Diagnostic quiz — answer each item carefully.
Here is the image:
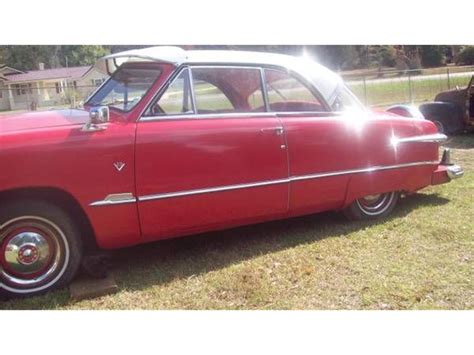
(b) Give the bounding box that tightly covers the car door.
[135,66,289,240]
[264,68,415,215]
[262,68,365,215]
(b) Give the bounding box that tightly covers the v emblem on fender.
[113,162,126,172]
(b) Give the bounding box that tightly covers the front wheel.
[344,192,399,221]
[0,200,82,298]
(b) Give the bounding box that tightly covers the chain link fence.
[343,65,474,108]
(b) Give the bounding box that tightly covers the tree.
[372,46,396,68]
[419,45,446,68]
[0,47,6,65]
[305,46,363,71]
[60,46,110,67]
[0,46,53,71]
[0,45,110,70]
[457,46,474,65]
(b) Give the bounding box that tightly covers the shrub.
[420,46,445,68]
[457,46,474,65]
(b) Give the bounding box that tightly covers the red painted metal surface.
[0,61,452,250]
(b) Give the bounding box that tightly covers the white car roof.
[96,46,343,101]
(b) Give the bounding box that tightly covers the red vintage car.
[0,47,464,297]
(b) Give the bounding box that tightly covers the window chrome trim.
[260,67,270,112]
[140,111,278,122]
[139,63,332,122]
[141,66,195,118]
[139,111,338,122]
[137,160,439,203]
[188,67,197,114]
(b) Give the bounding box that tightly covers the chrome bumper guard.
[441,148,464,180]
[447,165,464,180]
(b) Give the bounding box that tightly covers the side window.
[191,67,265,114]
[192,78,233,113]
[264,69,325,112]
[151,68,193,116]
[329,85,365,112]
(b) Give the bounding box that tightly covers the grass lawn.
[1,135,473,310]
[348,75,472,107]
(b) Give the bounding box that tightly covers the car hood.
[435,87,467,103]
[0,109,89,134]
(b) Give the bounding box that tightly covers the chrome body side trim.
[90,193,137,207]
[393,133,448,144]
[90,161,440,206]
[289,160,438,182]
[137,160,439,203]
[138,178,289,202]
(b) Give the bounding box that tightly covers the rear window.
[263,69,325,112]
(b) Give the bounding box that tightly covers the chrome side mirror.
[82,106,109,132]
[90,106,109,124]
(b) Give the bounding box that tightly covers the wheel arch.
[0,186,98,252]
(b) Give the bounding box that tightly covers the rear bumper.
[431,149,464,185]
[446,164,464,179]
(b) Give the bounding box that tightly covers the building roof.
[97,46,343,102]
[4,66,92,83]
[0,65,24,76]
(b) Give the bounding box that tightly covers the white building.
[0,64,108,111]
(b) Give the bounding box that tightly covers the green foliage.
[0,47,6,65]
[0,46,51,71]
[365,45,396,69]
[307,45,364,70]
[0,45,110,70]
[60,45,110,67]
[420,45,446,68]
[376,46,397,67]
[457,46,474,65]
[0,45,460,73]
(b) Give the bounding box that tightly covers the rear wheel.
[344,192,399,221]
[0,200,82,298]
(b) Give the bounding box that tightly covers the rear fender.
[386,105,425,119]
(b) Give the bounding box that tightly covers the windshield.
[328,84,366,113]
[87,65,162,112]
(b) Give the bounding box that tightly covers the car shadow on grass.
[0,192,450,309]
[92,192,450,300]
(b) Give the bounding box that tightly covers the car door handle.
[261,127,284,135]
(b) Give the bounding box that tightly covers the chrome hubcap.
[4,232,51,274]
[356,192,395,216]
[0,216,69,293]
[362,194,381,203]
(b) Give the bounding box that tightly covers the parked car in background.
[389,76,474,134]
[0,47,464,298]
